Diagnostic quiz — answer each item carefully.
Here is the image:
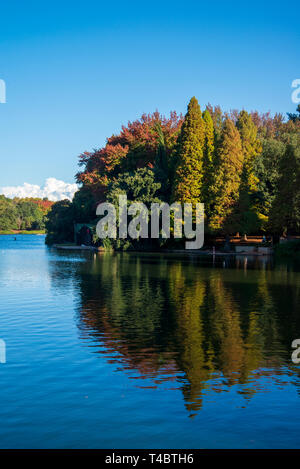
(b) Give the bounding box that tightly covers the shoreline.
[52,244,273,256]
[0,231,45,235]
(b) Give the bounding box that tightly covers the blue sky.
[0,0,299,193]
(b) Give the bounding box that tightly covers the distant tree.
[0,196,51,231]
[205,103,223,144]
[27,198,54,214]
[0,195,18,230]
[15,200,45,230]
[287,104,300,123]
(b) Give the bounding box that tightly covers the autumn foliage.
[47,98,300,244]
[76,111,183,202]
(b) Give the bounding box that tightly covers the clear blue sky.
[0,0,299,188]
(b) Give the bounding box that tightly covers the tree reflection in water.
[49,251,300,417]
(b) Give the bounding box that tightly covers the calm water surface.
[0,235,300,448]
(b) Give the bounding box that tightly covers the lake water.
[0,234,300,448]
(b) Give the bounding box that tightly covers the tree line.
[0,196,53,232]
[46,99,300,246]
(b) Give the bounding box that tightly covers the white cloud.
[0,177,78,202]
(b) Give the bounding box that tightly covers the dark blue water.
[0,234,300,448]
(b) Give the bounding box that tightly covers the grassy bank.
[0,230,45,235]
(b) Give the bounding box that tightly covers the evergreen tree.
[154,122,169,200]
[202,109,215,215]
[209,119,244,232]
[205,104,223,144]
[236,110,262,193]
[287,104,300,123]
[233,110,262,233]
[172,97,205,206]
[254,138,285,222]
[269,142,300,234]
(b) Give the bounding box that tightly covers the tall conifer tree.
[236,110,262,192]
[172,97,205,205]
[235,110,262,232]
[209,118,244,232]
[202,109,215,215]
[269,142,300,234]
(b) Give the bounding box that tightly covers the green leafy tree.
[0,197,46,231]
[107,167,161,206]
[45,200,74,245]
[73,188,96,223]
[0,195,18,230]
[105,168,163,250]
[16,200,45,230]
